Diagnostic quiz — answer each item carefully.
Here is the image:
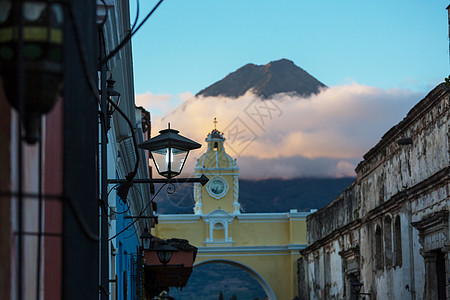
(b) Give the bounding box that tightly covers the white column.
[224,222,229,242]
[209,222,214,242]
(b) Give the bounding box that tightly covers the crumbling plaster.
[300,84,449,299]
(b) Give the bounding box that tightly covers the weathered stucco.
[300,83,450,300]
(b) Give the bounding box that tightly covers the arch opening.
[192,259,276,300]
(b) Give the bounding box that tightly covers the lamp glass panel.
[51,4,63,24]
[0,1,12,23]
[170,148,188,174]
[151,148,170,174]
[157,251,173,265]
[353,282,362,293]
[142,238,150,250]
[23,2,46,21]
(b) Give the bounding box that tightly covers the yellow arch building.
[153,128,310,300]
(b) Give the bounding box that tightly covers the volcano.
[196,58,326,98]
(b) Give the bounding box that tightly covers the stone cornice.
[303,166,449,254]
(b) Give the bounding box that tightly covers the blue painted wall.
[116,195,141,300]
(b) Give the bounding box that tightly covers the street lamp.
[140,226,152,250]
[138,124,201,179]
[351,279,371,299]
[105,74,120,131]
[351,280,363,294]
[154,242,177,265]
[0,0,64,143]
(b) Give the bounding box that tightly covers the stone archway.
[194,259,277,300]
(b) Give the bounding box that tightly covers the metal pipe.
[107,175,209,185]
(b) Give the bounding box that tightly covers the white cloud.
[135,91,193,119]
[137,83,424,179]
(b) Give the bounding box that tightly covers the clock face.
[207,176,228,199]
[210,179,225,195]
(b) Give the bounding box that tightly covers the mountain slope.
[154,177,354,214]
[196,59,326,98]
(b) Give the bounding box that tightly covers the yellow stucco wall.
[200,174,237,214]
[153,213,308,299]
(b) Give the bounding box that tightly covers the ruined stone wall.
[306,186,356,245]
[300,83,450,300]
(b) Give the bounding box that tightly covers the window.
[314,255,320,289]
[394,216,402,267]
[384,216,393,267]
[375,225,383,270]
[324,250,331,295]
[213,222,225,240]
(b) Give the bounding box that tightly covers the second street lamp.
[140,226,152,250]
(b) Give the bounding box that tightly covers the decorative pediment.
[339,246,360,275]
[203,209,235,223]
[412,210,448,252]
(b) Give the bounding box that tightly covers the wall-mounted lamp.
[154,242,178,265]
[351,279,371,299]
[140,226,152,250]
[138,124,201,179]
[110,125,207,202]
[105,74,120,131]
[0,0,64,143]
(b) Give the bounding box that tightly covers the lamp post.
[138,124,201,179]
[0,0,64,143]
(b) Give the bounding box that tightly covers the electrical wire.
[131,0,140,33]
[66,195,99,241]
[108,182,170,241]
[69,0,142,187]
[98,0,164,68]
[106,98,140,184]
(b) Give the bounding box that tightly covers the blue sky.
[131,0,449,179]
[131,0,449,95]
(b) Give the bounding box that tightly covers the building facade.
[299,83,449,299]
[154,128,311,300]
[0,1,152,299]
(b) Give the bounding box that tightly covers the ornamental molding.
[237,212,310,222]
[202,209,235,223]
[197,244,307,254]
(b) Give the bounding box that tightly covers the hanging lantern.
[0,0,64,143]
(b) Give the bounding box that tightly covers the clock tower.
[193,125,240,215]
